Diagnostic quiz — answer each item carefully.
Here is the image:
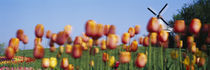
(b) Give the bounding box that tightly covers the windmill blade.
[160,17,169,26]
[147,7,157,16]
[158,3,168,15]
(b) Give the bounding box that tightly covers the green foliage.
[0,43,5,55]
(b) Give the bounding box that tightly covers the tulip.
[64,25,72,35]
[5,46,15,59]
[94,47,99,54]
[130,40,138,52]
[67,36,73,44]
[135,53,147,68]
[128,27,135,38]
[74,36,82,45]
[100,39,106,50]
[107,34,118,49]
[66,64,74,70]
[102,53,109,62]
[58,46,64,54]
[16,29,24,41]
[81,33,89,43]
[187,36,194,45]
[49,57,57,69]
[135,25,140,34]
[22,34,28,44]
[115,35,120,43]
[190,18,202,34]
[186,65,195,70]
[147,17,159,32]
[46,30,52,39]
[57,52,62,58]
[34,37,42,47]
[114,61,120,69]
[108,25,116,34]
[95,24,104,39]
[202,24,208,32]
[49,40,54,47]
[61,58,69,69]
[33,44,44,59]
[51,33,57,42]
[158,24,163,33]
[174,35,180,42]
[65,44,72,54]
[95,39,100,46]
[90,60,94,67]
[35,24,44,38]
[143,37,149,47]
[104,25,110,36]
[158,30,169,42]
[72,44,83,58]
[198,57,205,67]
[177,40,183,48]
[174,20,185,33]
[85,20,97,37]
[119,51,131,63]
[183,56,190,66]
[42,58,50,68]
[170,50,178,59]
[87,38,93,48]
[109,56,115,67]
[150,32,157,45]
[191,42,196,53]
[9,38,20,53]
[56,31,68,45]
[138,37,143,44]
[50,45,56,52]
[121,32,130,44]
[81,42,88,51]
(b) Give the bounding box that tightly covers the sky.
[0,0,192,49]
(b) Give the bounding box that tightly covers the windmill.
[147,3,173,32]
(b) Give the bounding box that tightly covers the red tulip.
[190,18,202,34]
[119,51,131,63]
[46,30,52,39]
[158,30,169,42]
[5,46,15,59]
[16,29,24,41]
[147,17,159,32]
[65,44,72,54]
[64,25,72,36]
[174,20,185,33]
[106,34,118,49]
[72,44,83,58]
[135,53,147,68]
[150,32,157,45]
[56,31,68,45]
[9,38,20,53]
[74,36,83,45]
[35,24,44,38]
[108,25,116,34]
[138,37,143,44]
[130,40,138,52]
[51,33,57,42]
[23,34,28,44]
[104,25,110,36]
[121,33,130,44]
[95,24,104,39]
[61,58,69,69]
[85,20,97,37]
[135,25,140,34]
[102,53,109,62]
[143,37,149,47]
[33,44,45,59]
[128,27,135,38]
[42,58,50,68]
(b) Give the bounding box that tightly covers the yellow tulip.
[59,46,64,54]
[170,50,178,59]
[90,60,94,67]
[50,57,57,69]
[183,56,190,66]
[109,56,115,67]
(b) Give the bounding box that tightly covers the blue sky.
[0,0,192,49]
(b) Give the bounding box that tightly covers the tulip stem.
[179,48,182,70]
[161,46,163,70]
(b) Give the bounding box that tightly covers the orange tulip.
[66,64,74,70]
[186,65,195,70]
[81,42,88,51]
[119,51,131,63]
[190,42,196,53]
[23,34,28,44]
[121,32,130,44]
[198,57,205,67]
[187,36,194,45]
[158,30,169,42]
[150,32,157,45]
[108,25,116,34]
[74,36,82,45]
[72,44,83,58]
[135,53,147,68]
[138,37,143,44]
[87,38,93,48]
[190,18,202,34]
[56,31,68,45]
[61,58,69,69]
[33,44,45,59]
[42,58,50,68]
[51,33,57,42]
[130,40,138,52]
[104,25,110,36]
[102,53,109,62]
[65,44,72,54]
[85,20,97,37]
[16,29,24,41]
[9,38,20,53]
[135,25,140,34]
[64,25,72,35]
[174,20,185,33]
[50,45,56,52]
[5,46,15,59]
[128,27,135,38]
[35,24,44,38]
[147,17,159,32]
[143,37,149,47]
[95,24,104,39]
[106,34,118,49]
[100,39,106,50]
[34,37,42,47]
[81,33,89,43]
[46,30,52,39]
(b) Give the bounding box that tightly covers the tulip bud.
[56,31,68,45]
[16,29,24,41]
[158,30,169,42]
[61,58,69,69]
[33,44,44,59]
[65,44,73,54]
[59,46,64,54]
[95,24,104,39]
[147,17,159,32]
[35,24,44,38]
[100,39,106,50]
[9,38,20,53]
[121,33,130,44]
[72,44,83,58]
[190,18,202,34]
[108,25,116,34]
[135,53,147,68]
[51,33,57,42]
[23,34,28,44]
[85,20,97,37]
[90,60,94,67]
[102,53,109,62]
[74,36,82,45]
[150,32,157,45]
[119,51,131,63]
[104,25,110,36]
[81,42,88,51]
[94,47,99,54]
[130,40,138,52]
[64,25,72,36]
[143,37,149,47]
[128,27,135,38]
[138,37,143,44]
[135,25,140,34]
[174,20,185,33]
[5,46,15,59]
[107,34,118,49]
[42,58,50,68]
[66,64,74,70]
[109,56,115,67]
[82,33,89,43]
[46,30,52,39]
[50,57,57,69]
[50,45,56,52]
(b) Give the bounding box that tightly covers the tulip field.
[0,18,210,70]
